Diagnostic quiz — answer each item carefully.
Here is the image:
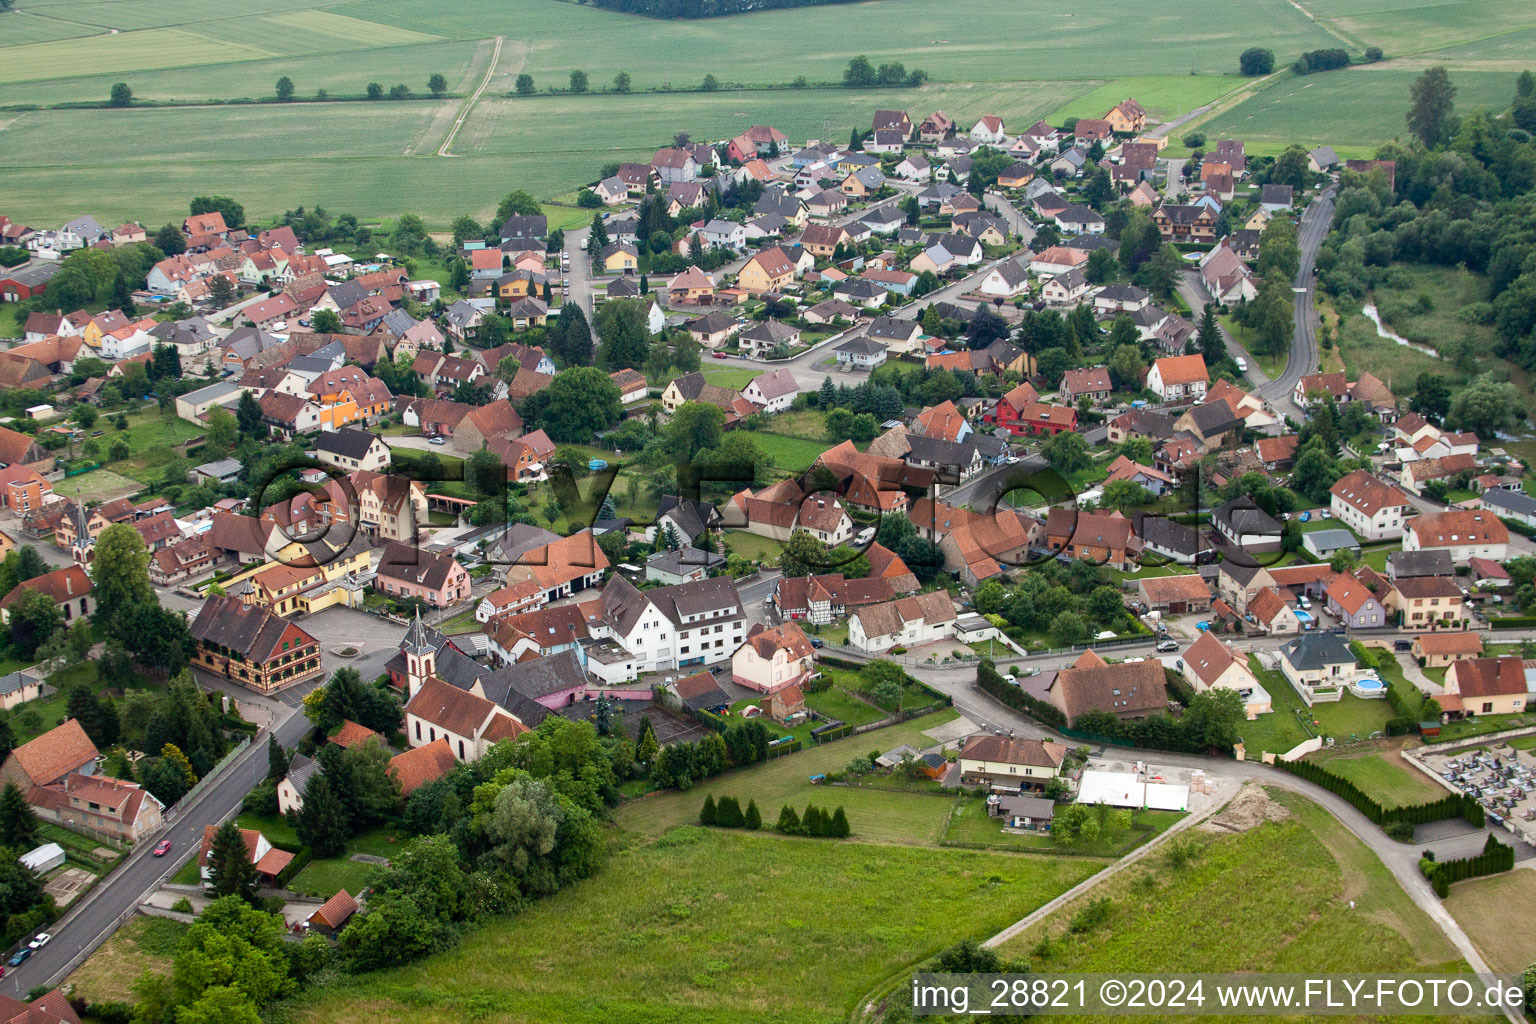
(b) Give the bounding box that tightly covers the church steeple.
[402,608,436,699]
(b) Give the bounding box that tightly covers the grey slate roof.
[313,426,381,461]
[1281,632,1356,672]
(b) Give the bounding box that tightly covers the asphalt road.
[23,699,312,993]
[1259,184,1336,422]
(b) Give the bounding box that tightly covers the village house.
[1414,632,1482,668]
[375,543,472,608]
[197,824,293,887]
[958,735,1067,791]
[0,564,92,626]
[1382,574,1468,630]
[188,596,323,693]
[1324,573,1389,629]
[1182,631,1269,717]
[1276,632,1357,697]
[1442,657,1530,717]
[1403,510,1509,562]
[731,621,816,694]
[1329,470,1411,541]
[1145,354,1208,402]
[1048,650,1168,726]
[848,591,957,654]
[1059,366,1113,406]
[313,427,391,474]
[1043,508,1138,571]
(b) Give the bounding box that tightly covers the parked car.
[152,839,173,857]
[27,934,49,950]
[711,351,728,359]
[808,637,824,649]
[429,436,447,446]
[1394,639,1413,652]
[1156,638,1179,653]
[8,949,29,967]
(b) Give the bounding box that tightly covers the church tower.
[402,609,437,699]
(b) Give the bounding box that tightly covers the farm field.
[1198,68,1524,154]
[0,0,1374,228]
[996,788,1466,984]
[293,824,1101,1024]
[1,0,1534,225]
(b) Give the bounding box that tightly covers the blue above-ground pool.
[1355,677,1385,691]
[1295,610,1315,629]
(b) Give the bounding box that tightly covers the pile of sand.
[1202,784,1290,833]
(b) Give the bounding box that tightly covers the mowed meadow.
[0,0,1534,226]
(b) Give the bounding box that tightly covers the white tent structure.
[19,843,65,875]
[1076,770,1189,811]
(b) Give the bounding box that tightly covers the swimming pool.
[1355,677,1384,691]
[1349,676,1388,699]
[1295,610,1315,629]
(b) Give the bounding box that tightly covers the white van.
[1235,356,1248,372]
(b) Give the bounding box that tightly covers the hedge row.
[700,795,761,829]
[976,659,1068,730]
[1489,616,1536,630]
[1422,834,1514,897]
[1274,757,1482,826]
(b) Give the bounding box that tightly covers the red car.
[152,840,173,857]
[711,351,728,359]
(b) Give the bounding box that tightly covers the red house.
[988,382,1078,436]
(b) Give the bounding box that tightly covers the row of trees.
[647,717,776,790]
[1275,757,1483,827]
[1421,834,1515,897]
[699,794,761,828]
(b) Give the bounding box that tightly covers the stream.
[1360,303,1438,356]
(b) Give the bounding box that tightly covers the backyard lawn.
[943,797,1182,857]
[723,530,784,564]
[617,709,958,841]
[1308,749,1447,807]
[751,432,833,474]
[804,684,888,729]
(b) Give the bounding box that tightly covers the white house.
[977,260,1030,298]
[742,368,799,414]
[731,621,816,694]
[1328,470,1411,541]
[1403,511,1510,563]
[1145,355,1208,403]
[595,576,746,674]
[1181,632,1270,719]
[970,115,1006,145]
[848,592,957,654]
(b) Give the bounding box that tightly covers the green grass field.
[1199,67,1524,152]
[293,824,1101,1024]
[1310,749,1448,806]
[750,431,832,473]
[996,788,1464,976]
[1333,265,1506,390]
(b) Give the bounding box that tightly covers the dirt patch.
[1202,783,1291,833]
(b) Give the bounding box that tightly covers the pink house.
[375,543,471,608]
